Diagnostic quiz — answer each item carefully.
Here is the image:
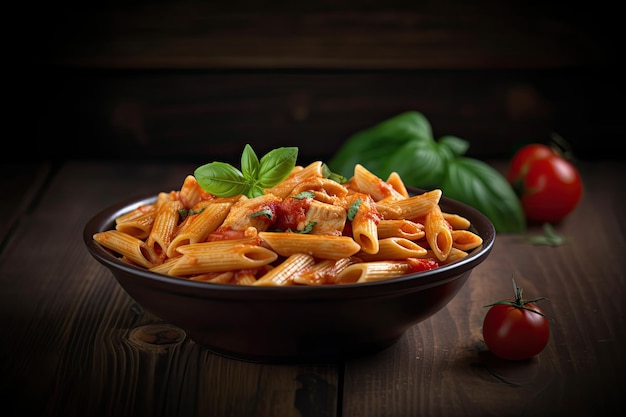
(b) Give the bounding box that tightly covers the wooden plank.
[0,161,339,417]
[0,163,53,245]
[1,158,623,416]
[34,2,612,70]
[25,69,624,164]
[340,160,625,417]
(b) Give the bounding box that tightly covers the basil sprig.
[194,145,298,198]
[328,111,526,233]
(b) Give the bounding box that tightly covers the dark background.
[13,0,623,165]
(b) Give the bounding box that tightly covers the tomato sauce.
[274,197,310,231]
[407,257,439,272]
[208,228,255,242]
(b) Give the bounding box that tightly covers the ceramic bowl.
[84,187,495,363]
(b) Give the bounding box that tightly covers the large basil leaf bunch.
[328,111,525,233]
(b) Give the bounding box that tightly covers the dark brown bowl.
[84,187,495,363]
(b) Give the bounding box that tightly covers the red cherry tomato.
[482,282,550,360]
[508,143,583,223]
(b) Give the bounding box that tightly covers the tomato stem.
[549,132,576,162]
[483,276,551,320]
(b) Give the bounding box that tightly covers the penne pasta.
[169,242,278,276]
[93,230,154,269]
[166,201,233,258]
[335,261,414,284]
[352,164,405,201]
[378,189,442,220]
[424,205,453,262]
[146,199,184,264]
[179,175,213,209]
[189,271,234,283]
[426,247,469,265]
[253,253,316,286]
[443,212,471,230]
[377,219,425,240]
[385,172,410,198]
[292,257,355,286]
[115,205,157,240]
[451,230,483,251]
[289,177,348,205]
[348,193,381,255]
[149,255,182,275]
[259,232,361,260]
[356,237,427,262]
[94,154,484,286]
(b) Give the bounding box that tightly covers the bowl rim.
[84,187,495,300]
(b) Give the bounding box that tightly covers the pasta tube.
[348,193,381,255]
[115,205,157,240]
[424,205,453,262]
[356,237,427,262]
[377,219,425,240]
[451,230,483,251]
[379,189,442,220]
[93,153,484,286]
[146,199,184,264]
[335,261,414,284]
[166,202,232,258]
[353,164,405,201]
[292,257,355,286]
[93,230,154,269]
[253,253,315,286]
[169,242,278,276]
[259,232,361,260]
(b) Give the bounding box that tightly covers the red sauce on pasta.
[407,257,439,272]
[377,181,396,197]
[363,206,382,225]
[274,197,310,231]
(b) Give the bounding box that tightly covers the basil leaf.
[526,223,566,246]
[257,147,298,188]
[241,144,260,180]
[247,184,266,198]
[293,191,315,200]
[299,222,316,234]
[322,163,348,184]
[440,157,526,233]
[347,199,362,221]
[378,140,447,189]
[438,135,470,156]
[328,111,433,178]
[329,111,528,233]
[194,162,249,197]
[249,209,274,220]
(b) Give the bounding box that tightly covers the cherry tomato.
[508,143,583,223]
[482,281,550,360]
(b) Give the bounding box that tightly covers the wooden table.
[1,158,623,417]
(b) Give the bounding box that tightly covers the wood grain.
[0,159,623,417]
[34,2,613,70]
[24,69,623,164]
[341,160,625,417]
